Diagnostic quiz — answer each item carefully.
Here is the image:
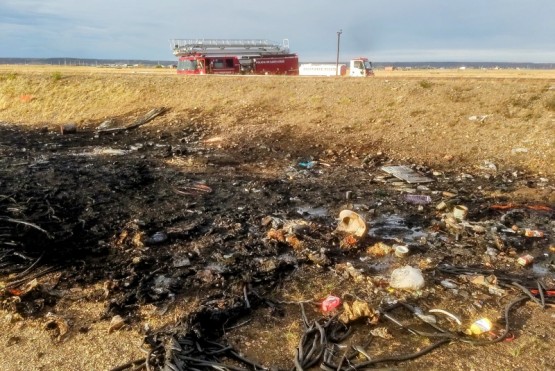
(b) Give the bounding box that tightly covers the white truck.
[299,57,374,77]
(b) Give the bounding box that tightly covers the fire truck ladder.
[170,39,291,57]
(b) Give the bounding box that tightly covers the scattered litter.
[96,107,167,134]
[146,231,168,245]
[516,228,545,238]
[321,295,341,312]
[74,147,132,156]
[517,254,534,266]
[298,161,317,169]
[296,206,327,218]
[172,256,191,268]
[414,307,437,324]
[390,265,425,290]
[284,219,311,235]
[394,244,409,258]
[468,115,489,122]
[440,279,458,289]
[336,210,367,237]
[339,300,379,324]
[511,147,529,154]
[381,165,434,184]
[368,214,428,244]
[173,182,212,196]
[404,194,432,205]
[466,318,492,335]
[367,242,393,257]
[453,205,469,221]
[428,308,462,325]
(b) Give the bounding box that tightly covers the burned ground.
[1,69,555,370]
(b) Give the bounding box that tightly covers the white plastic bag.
[390,265,425,290]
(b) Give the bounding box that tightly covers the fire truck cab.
[349,57,374,77]
[177,56,239,75]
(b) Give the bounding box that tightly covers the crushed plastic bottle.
[321,295,341,312]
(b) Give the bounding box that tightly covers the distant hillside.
[0,57,175,67]
[370,61,555,70]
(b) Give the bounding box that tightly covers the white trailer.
[299,58,374,77]
[299,63,347,76]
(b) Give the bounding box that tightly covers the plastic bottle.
[466,318,492,335]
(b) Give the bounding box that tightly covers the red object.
[522,229,544,238]
[529,289,555,297]
[177,54,299,75]
[490,203,553,212]
[490,203,517,210]
[322,295,341,312]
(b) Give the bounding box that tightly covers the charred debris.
[1,113,554,370]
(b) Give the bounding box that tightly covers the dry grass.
[1,65,555,176]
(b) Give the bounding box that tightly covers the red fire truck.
[171,39,299,75]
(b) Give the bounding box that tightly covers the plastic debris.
[339,300,379,324]
[468,115,489,122]
[519,229,545,238]
[404,194,432,205]
[381,165,433,184]
[367,242,393,257]
[390,265,425,290]
[394,244,409,258]
[298,161,317,169]
[453,205,468,221]
[336,210,367,237]
[146,231,168,245]
[517,254,534,266]
[414,307,437,324]
[428,309,462,325]
[321,295,341,312]
[440,279,458,289]
[466,318,492,335]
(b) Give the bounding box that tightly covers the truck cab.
[177,55,239,75]
[349,57,374,77]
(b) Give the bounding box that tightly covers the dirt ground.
[1,66,555,371]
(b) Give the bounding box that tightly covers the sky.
[1,0,554,63]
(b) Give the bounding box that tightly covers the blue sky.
[1,0,554,63]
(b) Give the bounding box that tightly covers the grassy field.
[1,64,554,175]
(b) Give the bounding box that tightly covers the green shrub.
[51,71,63,81]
